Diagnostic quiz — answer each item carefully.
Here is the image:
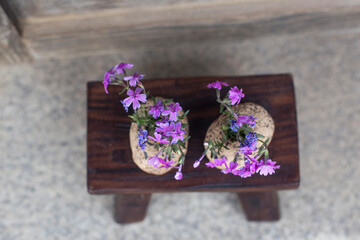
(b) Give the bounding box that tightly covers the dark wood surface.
[238,191,280,221]
[87,75,299,194]
[114,193,151,224]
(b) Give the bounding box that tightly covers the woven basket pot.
[129,97,189,175]
[204,102,275,170]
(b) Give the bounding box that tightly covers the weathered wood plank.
[5,0,360,38]
[26,10,360,59]
[0,4,31,64]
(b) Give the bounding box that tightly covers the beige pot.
[129,97,189,175]
[204,102,274,170]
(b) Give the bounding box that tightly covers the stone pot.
[129,97,189,175]
[204,102,274,170]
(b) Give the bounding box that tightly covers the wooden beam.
[0,4,31,64]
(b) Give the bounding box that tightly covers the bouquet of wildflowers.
[193,81,279,177]
[103,63,190,180]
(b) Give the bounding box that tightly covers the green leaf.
[220,104,225,113]
[183,136,191,142]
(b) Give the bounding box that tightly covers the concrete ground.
[0,31,359,240]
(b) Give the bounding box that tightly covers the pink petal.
[123,97,133,107]
[126,88,134,96]
[134,87,142,95]
[137,93,147,103]
[132,99,140,110]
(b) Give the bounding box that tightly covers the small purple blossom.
[230,119,239,132]
[137,129,148,151]
[236,115,249,127]
[170,122,186,144]
[148,155,160,168]
[123,72,144,87]
[193,153,206,168]
[238,146,253,155]
[155,122,174,137]
[162,102,182,122]
[221,161,239,174]
[247,115,257,128]
[205,157,227,168]
[207,81,229,90]
[149,100,164,118]
[229,86,245,105]
[193,161,200,168]
[148,132,170,145]
[103,68,114,94]
[256,159,280,176]
[120,100,128,113]
[123,87,147,110]
[237,161,257,178]
[114,63,133,75]
[158,158,174,169]
[174,165,183,180]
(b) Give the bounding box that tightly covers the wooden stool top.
[87,75,299,194]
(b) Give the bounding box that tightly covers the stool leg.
[114,193,151,224]
[237,191,280,221]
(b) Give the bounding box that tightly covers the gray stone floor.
[0,31,359,240]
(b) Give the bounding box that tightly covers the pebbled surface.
[0,31,359,239]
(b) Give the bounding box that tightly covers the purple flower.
[221,161,239,174]
[120,100,128,113]
[193,153,206,168]
[236,115,249,127]
[123,87,147,110]
[247,115,257,128]
[237,161,256,178]
[103,68,114,94]
[174,171,183,180]
[193,161,200,168]
[229,86,245,105]
[238,146,253,155]
[174,165,183,180]
[170,122,185,144]
[230,119,239,132]
[207,81,229,90]
[205,157,227,168]
[114,63,134,75]
[155,122,174,137]
[137,129,148,151]
[205,162,216,168]
[158,158,174,169]
[123,72,144,87]
[148,132,170,145]
[148,155,160,168]
[256,159,280,176]
[162,102,182,122]
[149,100,164,118]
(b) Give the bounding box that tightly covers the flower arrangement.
[193,81,280,177]
[103,63,190,180]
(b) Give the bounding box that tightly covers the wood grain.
[238,191,280,221]
[87,75,300,194]
[0,4,31,64]
[114,193,151,224]
[2,0,360,60]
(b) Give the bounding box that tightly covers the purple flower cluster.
[146,100,187,180]
[196,80,280,178]
[205,157,279,178]
[229,86,245,106]
[103,63,147,111]
[137,129,148,151]
[104,62,190,181]
[235,115,257,128]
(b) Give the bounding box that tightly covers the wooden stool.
[87,75,300,224]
